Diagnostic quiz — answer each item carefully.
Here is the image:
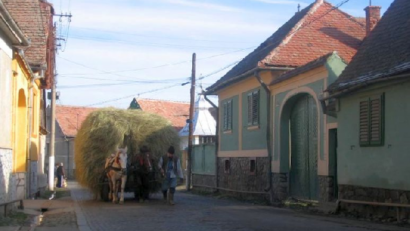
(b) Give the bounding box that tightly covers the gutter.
[207,66,294,95]
[254,70,273,203]
[202,93,219,193]
[0,1,30,46]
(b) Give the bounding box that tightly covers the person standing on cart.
[158,146,184,205]
[133,145,154,202]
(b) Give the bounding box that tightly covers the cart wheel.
[101,183,110,202]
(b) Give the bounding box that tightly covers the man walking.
[158,146,183,205]
[56,162,65,188]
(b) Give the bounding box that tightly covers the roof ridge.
[134,97,190,104]
[56,104,100,109]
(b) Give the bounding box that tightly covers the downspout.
[254,71,273,202]
[203,93,219,193]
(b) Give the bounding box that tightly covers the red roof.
[208,0,366,93]
[131,98,190,131]
[56,105,98,137]
[4,0,52,67]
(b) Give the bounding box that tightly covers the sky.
[50,0,394,108]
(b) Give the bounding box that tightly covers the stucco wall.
[0,46,13,148]
[338,80,410,191]
[0,149,16,207]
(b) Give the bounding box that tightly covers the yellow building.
[11,51,42,198]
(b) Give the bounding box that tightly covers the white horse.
[105,147,128,204]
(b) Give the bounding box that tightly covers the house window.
[359,93,384,146]
[247,90,260,126]
[224,159,230,174]
[249,158,256,175]
[223,99,233,131]
[200,136,216,144]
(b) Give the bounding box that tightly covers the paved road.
[69,182,407,231]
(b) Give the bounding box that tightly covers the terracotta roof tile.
[56,105,98,137]
[328,0,410,94]
[207,0,365,93]
[4,0,50,66]
[271,52,344,85]
[131,98,190,131]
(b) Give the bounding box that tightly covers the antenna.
[369,0,372,6]
[298,3,301,12]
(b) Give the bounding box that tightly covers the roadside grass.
[0,211,30,226]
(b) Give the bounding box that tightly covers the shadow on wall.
[320,27,362,50]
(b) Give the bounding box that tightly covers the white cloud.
[162,0,243,12]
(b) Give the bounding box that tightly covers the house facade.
[206,0,367,202]
[0,1,30,210]
[326,0,410,218]
[5,0,56,196]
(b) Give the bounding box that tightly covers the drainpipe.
[27,64,45,198]
[254,71,273,202]
[203,93,219,193]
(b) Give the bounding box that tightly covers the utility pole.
[48,81,56,191]
[186,53,196,191]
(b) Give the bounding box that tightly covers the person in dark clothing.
[158,146,184,205]
[133,146,155,202]
[56,163,65,188]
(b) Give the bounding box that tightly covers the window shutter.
[228,100,233,130]
[252,90,259,125]
[359,93,384,147]
[223,102,228,130]
[247,94,252,125]
[359,100,370,145]
[369,94,384,145]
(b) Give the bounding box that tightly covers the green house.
[325,0,410,218]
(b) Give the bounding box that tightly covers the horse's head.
[115,147,128,169]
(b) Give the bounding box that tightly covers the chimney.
[364,5,381,35]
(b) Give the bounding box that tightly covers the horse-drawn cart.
[74,108,180,203]
[99,154,162,202]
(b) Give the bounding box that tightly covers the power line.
[74,27,256,44]
[85,83,182,107]
[57,46,255,77]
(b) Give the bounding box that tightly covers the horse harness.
[106,157,127,175]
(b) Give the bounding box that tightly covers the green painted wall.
[220,95,239,151]
[325,54,347,87]
[337,80,410,191]
[241,87,267,150]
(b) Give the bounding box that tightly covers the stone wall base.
[339,184,410,220]
[272,173,288,202]
[319,175,335,202]
[192,174,215,193]
[217,157,269,202]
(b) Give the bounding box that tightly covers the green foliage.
[74,108,180,195]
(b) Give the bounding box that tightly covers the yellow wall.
[11,55,41,172]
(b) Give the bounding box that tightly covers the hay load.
[74,108,180,195]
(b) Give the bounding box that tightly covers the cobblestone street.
[67,182,408,231]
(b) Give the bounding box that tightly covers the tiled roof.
[327,0,410,94]
[207,0,365,93]
[4,0,49,66]
[271,52,344,85]
[130,98,190,131]
[56,105,98,137]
